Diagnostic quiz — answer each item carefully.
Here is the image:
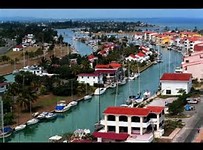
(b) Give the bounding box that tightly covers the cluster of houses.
[13,34,36,51]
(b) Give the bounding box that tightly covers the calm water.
[56,29,93,56]
[3,45,182,143]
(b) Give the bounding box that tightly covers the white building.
[93,106,165,143]
[77,73,103,86]
[160,73,192,95]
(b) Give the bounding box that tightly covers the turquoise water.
[3,45,182,143]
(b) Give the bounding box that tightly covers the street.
[172,95,203,142]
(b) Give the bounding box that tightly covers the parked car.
[186,98,198,104]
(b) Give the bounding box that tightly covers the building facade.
[160,73,192,95]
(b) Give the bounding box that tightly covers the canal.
[4,29,182,142]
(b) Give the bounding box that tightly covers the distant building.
[160,73,192,95]
[182,51,203,82]
[13,45,23,51]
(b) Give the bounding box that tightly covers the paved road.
[172,95,203,142]
[0,39,16,54]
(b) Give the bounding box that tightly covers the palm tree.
[16,87,37,111]
[76,83,86,96]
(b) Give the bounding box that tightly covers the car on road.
[186,98,199,104]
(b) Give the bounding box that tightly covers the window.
[166,90,171,94]
[119,116,128,122]
[93,77,95,79]
[107,115,115,121]
[185,60,189,63]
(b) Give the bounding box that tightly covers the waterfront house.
[95,62,123,83]
[93,106,165,143]
[77,73,103,86]
[160,73,192,95]
[182,51,203,82]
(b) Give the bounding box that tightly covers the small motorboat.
[84,95,92,100]
[68,101,78,107]
[94,88,107,95]
[36,112,49,120]
[0,126,13,139]
[14,124,26,132]
[26,118,39,126]
[45,112,57,120]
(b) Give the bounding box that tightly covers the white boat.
[14,124,26,131]
[55,101,70,113]
[45,112,57,120]
[175,66,183,73]
[120,104,129,107]
[128,73,140,80]
[48,135,63,143]
[68,101,78,107]
[94,88,107,95]
[134,97,144,103]
[84,95,92,100]
[26,118,39,126]
[109,82,117,88]
[143,90,151,100]
[36,111,49,120]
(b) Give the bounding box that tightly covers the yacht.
[55,101,71,113]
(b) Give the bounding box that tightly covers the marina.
[2,42,182,142]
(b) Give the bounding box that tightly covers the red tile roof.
[95,63,121,69]
[146,106,164,114]
[15,45,23,48]
[92,132,129,140]
[109,62,121,68]
[129,54,138,58]
[137,52,145,57]
[103,106,150,116]
[88,54,95,60]
[160,73,192,81]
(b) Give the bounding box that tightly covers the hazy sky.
[0,9,203,19]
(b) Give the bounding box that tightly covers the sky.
[0,9,203,19]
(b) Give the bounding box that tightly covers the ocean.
[78,17,203,31]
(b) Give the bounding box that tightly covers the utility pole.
[0,96,5,143]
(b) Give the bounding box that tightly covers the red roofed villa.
[93,106,165,143]
[160,73,192,95]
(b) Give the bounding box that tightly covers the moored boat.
[55,101,70,113]
[26,118,39,126]
[94,87,107,95]
[14,124,26,132]
[45,112,57,120]
[84,95,92,100]
[0,127,13,139]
